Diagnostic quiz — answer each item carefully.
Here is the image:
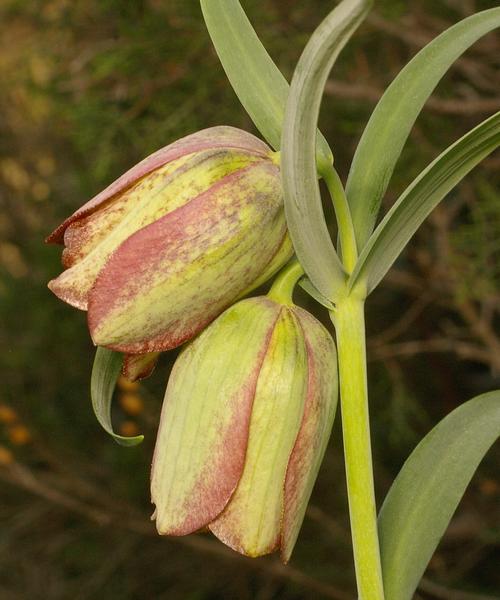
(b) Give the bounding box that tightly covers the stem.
[331,297,385,600]
[321,165,358,274]
[268,258,304,305]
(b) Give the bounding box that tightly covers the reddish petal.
[280,307,338,563]
[151,298,279,535]
[209,307,308,558]
[87,161,284,353]
[122,352,160,381]
[48,149,264,310]
[47,126,271,244]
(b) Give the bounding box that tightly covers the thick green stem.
[268,258,304,305]
[331,297,384,600]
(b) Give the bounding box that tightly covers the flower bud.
[47,127,291,354]
[151,295,338,561]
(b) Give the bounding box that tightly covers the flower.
[47,126,292,355]
[151,295,338,561]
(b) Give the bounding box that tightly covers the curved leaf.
[200,0,332,165]
[299,277,335,311]
[90,347,144,446]
[349,111,500,295]
[346,8,500,250]
[281,0,372,303]
[378,390,500,600]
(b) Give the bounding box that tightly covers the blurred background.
[1,0,499,598]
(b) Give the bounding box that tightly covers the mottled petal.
[49,149,259,310]
[122,352,160,382]
[88,161,285,353]
[239,232,293,297]
[280,307,338,563]
[151,298,280,535]
[209,307,308,557]
[47,126,271,244]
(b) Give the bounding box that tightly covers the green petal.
[210,307,308,557]
[151,298,280,535]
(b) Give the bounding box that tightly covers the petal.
[49,148,261,309]
[122,352,160,382]
[60,181,144,269]
[280,307,338,563]
[47,126,271,244]
[88,161,285,353]
[209,307,308,557]
[151,297,280,535]
[239,232,293,298]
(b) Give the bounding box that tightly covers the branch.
[0,461,352,600]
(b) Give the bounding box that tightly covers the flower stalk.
[267,259,304,306]
[320,164,358,274]
[331,296,384,600]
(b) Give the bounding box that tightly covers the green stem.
[331,297,385,600]
[321,164,358,274]
[267,258,304,305]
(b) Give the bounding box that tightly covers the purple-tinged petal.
[280,307,338,563]
[48,148,263,310]
[151,298,280,535]
[122,352,160,382]
[47,126,271,244]
[209,307,308,557]
[88,161,285,353]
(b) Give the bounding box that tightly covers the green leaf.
[299,277,335,311]
[346,8,500,250]
[200,0,332,165]
[378,390,500,600]
[281,0,372,303]
[349,111,500,295]
[90,347,144,447]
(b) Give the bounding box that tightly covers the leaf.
[281,0,372,303]
[346,8,500,250]
[200,0,332,165]
[298,277,335,311]
[90,347,144,446]
[349,111,500,295]
[378,390,500,600]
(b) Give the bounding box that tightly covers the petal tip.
[47,276,89,310]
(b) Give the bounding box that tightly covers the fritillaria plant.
[47,1,500,599]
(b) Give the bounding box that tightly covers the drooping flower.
[151,294,338,561]
[47,126,292,356]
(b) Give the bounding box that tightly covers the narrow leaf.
[90,347,144,446]
[378,391,500,600]
[281,0,372,303]
[346,8,500,249]
[349,111,500,295]
[299,278,335,311]
[200,0,332,164]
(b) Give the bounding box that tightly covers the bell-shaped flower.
[151,294,338,561]
[46,126,291,355]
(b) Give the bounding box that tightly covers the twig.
[366,13,499,93]
[369,338,492,364]
[369,292,432,346]
[419,577,500,600]
[0,462,353,600]
[306,504,351,545]
[324,80,500,115]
